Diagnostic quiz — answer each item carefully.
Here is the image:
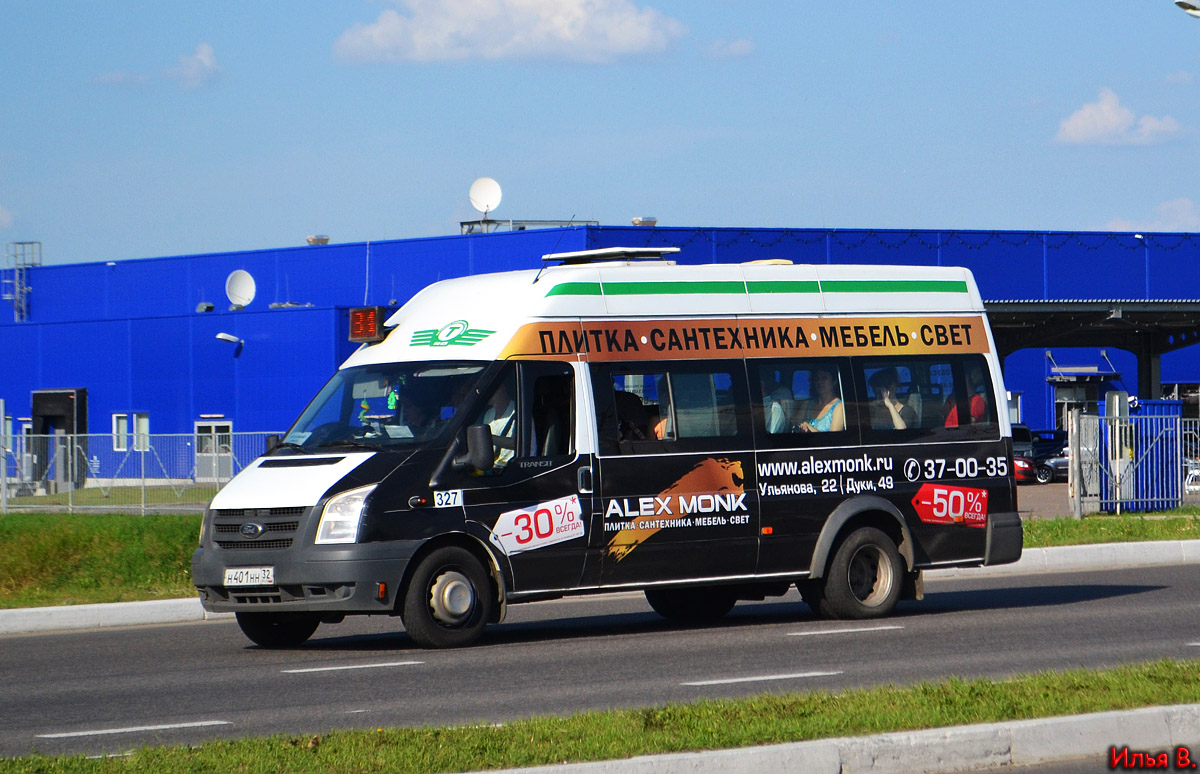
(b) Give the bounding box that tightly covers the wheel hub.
[429,570,475,626]
[847,545,893,606]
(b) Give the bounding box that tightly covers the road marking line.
[682,670,842,686]
[38,721,231,739]
[788,625,904,637]
[282,660,423,674]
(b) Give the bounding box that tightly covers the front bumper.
[192,540,421,615]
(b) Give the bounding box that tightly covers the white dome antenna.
[469,177,502,218]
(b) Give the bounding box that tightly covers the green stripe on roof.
[545,278,968,298]
[819,280,969,293]
[545,282,602,297]
[603,281,747,295]
[745,280,820,294]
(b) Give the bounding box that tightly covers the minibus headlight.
[315,484,376,544]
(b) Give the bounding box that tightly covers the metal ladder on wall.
[2,241,41,322]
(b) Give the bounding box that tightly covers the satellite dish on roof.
[225,269,257,309]
[469,177,502,217]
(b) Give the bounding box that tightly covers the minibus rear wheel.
[816,527,903,619]
[235,612,321,648]
[644,587,736,622]
[402,546,492,648]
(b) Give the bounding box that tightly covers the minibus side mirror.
[453,424,495,473]
[265,434,281,453]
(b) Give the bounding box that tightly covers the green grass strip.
[3,659,1198,772]
[1023,513,1200,547]
[0,513,201,608]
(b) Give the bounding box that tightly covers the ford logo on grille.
[240,522,265,539]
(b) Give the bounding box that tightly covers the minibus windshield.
[283,362,487,450]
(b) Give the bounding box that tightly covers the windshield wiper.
[274,441,309,453]
[316,440,383,451]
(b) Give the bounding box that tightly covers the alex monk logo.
[410,320,495,347]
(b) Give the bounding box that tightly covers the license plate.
[224,566,275,587]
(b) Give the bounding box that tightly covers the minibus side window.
[750,359,852,448]
[529,367,574,458]
[855,354,997,443]
[942,355,998,435]
[593,362,750,456]
[469,368,519,471]
[856,357,946,441]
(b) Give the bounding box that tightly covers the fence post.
[1069,409,1082,519]
[0,398,6,515]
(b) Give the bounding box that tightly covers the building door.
[195,421,233,482]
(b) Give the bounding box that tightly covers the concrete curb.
[925,538,1200,580]
[2,539,1198,636]
[481,704,1200,774]
[0,598,232,635]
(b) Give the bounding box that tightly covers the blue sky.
[2,1,1199,265]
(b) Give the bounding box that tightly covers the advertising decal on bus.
[500,316,988,361]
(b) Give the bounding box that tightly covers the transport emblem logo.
[240,522,265,539]
[410,320,495,347]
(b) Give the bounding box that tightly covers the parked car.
[1013,454,1037,484]
[1031,428,1069,484]
[1035,447,1069,484]
[1032,429,1067,459]
[1011,423,1034,458]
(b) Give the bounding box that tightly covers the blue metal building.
[4,225,1200,438]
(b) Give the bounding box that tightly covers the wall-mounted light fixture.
[196,302,215,313]
[215,331,244,357]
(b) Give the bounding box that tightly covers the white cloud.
[1056,88,1182,146]
[0,204,12,229]
[1107,198,1200,232]
[705,37,754,59]
[333,0,687,64]
[167,43,221,89]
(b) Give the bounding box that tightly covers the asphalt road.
[2,563,1199,760]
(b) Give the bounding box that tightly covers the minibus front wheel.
[813,527,904,619]
[401,546,493,648]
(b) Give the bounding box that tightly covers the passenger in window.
[760,375,793,434]
[944,364,987,427]
[397,390,442,439]
[869,367,916,430]
[799,366,845,433]
[613,390,648,441]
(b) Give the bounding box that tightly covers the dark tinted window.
[593,362,750,456]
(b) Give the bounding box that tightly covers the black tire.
[402,546,493,649]
[816,527,904,620]
[1035,465,1054,484]
[235,612,320,648]
[644,587,736,622]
